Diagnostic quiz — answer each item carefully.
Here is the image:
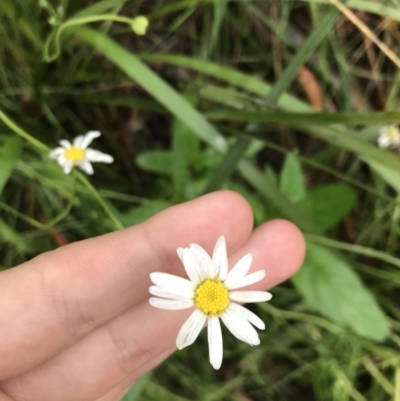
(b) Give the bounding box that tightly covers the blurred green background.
[1,0,400,400]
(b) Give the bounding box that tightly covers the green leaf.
[121,201,172,226]
[0,137,21,194]
[298,184,357,231]
[292,243,390,341]
[280,153,306,203]
[136,151,174,175]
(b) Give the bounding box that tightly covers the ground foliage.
[1,0,400,400]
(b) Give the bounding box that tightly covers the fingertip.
[234,218,306,289]
[264,219,306,278]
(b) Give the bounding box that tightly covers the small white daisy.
[50,131,113,175]
[377,125,400,149]
[149,236,272,370]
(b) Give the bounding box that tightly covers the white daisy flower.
[377,125,400,149]
[49,131,113,175]
[149,236,272,370]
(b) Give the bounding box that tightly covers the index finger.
[0,191,253,380]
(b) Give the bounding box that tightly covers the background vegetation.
[1,0,400,400]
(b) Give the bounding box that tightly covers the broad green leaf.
[280,153,306,203]
[265,166,278,187]
[122,201,172,226]
[298,184,356,231]
[136,151,174,175]
[292,243,390,341]
[0,137,21,194]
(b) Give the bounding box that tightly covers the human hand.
[0,191,305,401]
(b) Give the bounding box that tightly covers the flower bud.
[131,16,149,36]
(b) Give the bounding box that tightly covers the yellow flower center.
[388,128,399,140]
[64,147,86,162]
[195,278,230,316]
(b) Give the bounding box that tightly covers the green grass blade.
[74,27,228,153]
[205,138,251,193]
[0,137,21,194]
[206,110,400,126]
[305,0,400,23]
[229,122,400,171]
[265,7,338,103]
[72,0,129,18]
[140,53,311,112]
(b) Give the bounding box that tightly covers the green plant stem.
[78,174,124,230]
[305,234,400,269]
[0,110,48,152]
[44,14,135,62]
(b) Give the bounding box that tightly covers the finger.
[2,219,305,401]
[93,353,173,401]
[0,190,253,380]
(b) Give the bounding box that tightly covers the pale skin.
[0,191,306,401]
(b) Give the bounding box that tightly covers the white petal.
[81,131,101,148]
[56,154,67,164]
[188,247,207,281]
[213,236,228,281]
[176,309,206,350]
[377,136,390,148]
[229,303,265,330]
[182,248,202,285]
[227,270,266,290]
[59,140,71,149]
[229,291,272,303]
[177,247,184,261]
[73,135,84,147]
[190,243,216,278]
[149,286,189,301]
[149,297,193,310]
[224,254,253,288]
[78,160,94,175]
[86,148,113,163]
[208,317,223,370]
[62,160,74,174]
[150,272,195,298]
[221,309,260,346]
[49,147,65,159]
